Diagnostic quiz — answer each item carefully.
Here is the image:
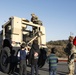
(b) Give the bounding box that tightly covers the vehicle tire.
[38,48,47,68]
[0,47,11,73]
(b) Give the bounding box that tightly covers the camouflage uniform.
[68,57,75,75]
[31,13,43,25]
[65,36,76,75]
[68,44,75,75]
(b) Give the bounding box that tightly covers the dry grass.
[46,40,68,57]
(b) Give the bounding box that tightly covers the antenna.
[70,32,74,36]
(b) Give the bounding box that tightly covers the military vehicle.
[0,16,47,73]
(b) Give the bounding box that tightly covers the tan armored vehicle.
[0,16,47,73]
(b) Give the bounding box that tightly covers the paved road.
[0,62,76,75]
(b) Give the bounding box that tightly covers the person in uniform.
[65,36,76,75]
[31,13,43,25]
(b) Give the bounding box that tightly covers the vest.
[17,50,26,60]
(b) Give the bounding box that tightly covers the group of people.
[47,36,76,75]
[17,39,40,75]
[17,41,58,75]
[8,35,76,75]
[17,40,58,75]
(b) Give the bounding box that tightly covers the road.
[0,62,76,75]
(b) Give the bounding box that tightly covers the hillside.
[46,40,69,57]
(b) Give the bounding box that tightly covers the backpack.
[73,36,76,46]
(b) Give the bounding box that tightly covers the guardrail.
[58,58,76,62]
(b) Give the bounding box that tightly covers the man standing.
[65,36,76,75]
[29,39,40,75]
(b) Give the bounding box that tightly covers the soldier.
[31,13,43,36]
[31,13,43,25]
[31,13,38,24]
[65,36,76,75]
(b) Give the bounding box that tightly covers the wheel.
[0,47,11,73]
[38,48,47,68]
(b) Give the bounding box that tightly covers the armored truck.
[0,16,47,73]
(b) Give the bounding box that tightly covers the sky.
[0,0,76,42]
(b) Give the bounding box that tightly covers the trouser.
[9,62,17,74]
[49,67,57,75]
[49,70,56,75]
[31,59,38,75]
[19,60,27,75]
[68,59,75,75]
